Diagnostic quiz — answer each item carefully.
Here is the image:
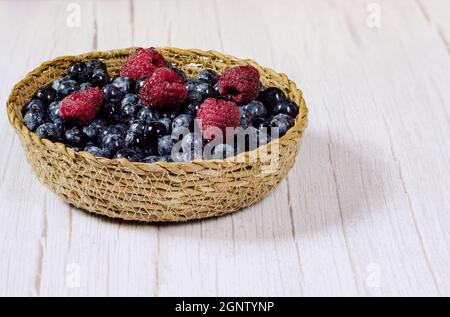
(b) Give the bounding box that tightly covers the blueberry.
[67,62,89,82]
[137,107,160,124]
[269,114,294,136]
[113,148,141,162]
[91,69,110,87]
[272,100,299,117]
[112,76,134,94]
[212,143,234,160]
[48,101,63,123]
[86,59,107,75]
[100,102,121,123]
[23,110,48,131]
[65,127,86,147]
[181,132,203,157]
[84,145,107,157]
[213,82,220,95]
[172,151,190,162]
[171,126,189,142]
[24,99,46,113]
[185,102,201,116]
[157,117,173,133]
[194,82,216,98]
[185,79,198,93]
[172,114,193,130]
[101,133,125,155]
[188,91,204,103]
[135,76,147,94]
[241,101,267,124]
[102,84,123,103]
[52,77,73,92]
[196,69,218,85]
[35,123,61,142]
[239,108,253,129]
[158,135,174,156]
[161,111,178,120]
[80,82,94,91]
[121,93,139,107]
[82,119,107,142]
[35,87,57,104]
[144,122,168,145]
[142,156,164,164]
[125,121,146,147]
[258,87,286,110]
[57,79,80,99]
[235,126,268,152]
[99,123,127,141]
[119,103,139,123]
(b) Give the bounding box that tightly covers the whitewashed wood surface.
[0,0,449,297]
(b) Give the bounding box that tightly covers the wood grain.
[0,0,449,296]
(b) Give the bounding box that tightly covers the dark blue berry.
[100,102,121,123]
[82,119,107,142]
[135,76,147,94]
[194,82,216,99]
[239,108,253,129]
[91,69,110,87]
[137,107,160,124]
[142,156,164,163]
[65,127,87,147]
[84,145,107,157]
[241,101,267,124]
[144,122,168,146]
[213,82,220,96]
[35,123,61,142]
[23,110,48,131]
[101,133,125,155]
[185,79,198,93]
[35,86,57,104]
[181,132,203,159]
[67,62,89,82]
[157,117,173,133]
[121,93,139,107]
[52,77,73,92]
[185,102,201,116]
[125,121,146,147]
[257,87,286,110]
[158,135,174,156]
[269,114,294,136]
[172,114,193,130]
[112,76,134,94]
[196,69,218,85]
[113,148,141,162]
[24,99,46,113]
[272,100,299,117]
[173,68,187,80]
[102,84,124,103]
[48,101,63,124]
[161,111,178,120]
[57,79,80,99]
[86,59,107,75]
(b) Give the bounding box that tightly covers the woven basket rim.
[6,47,308,170]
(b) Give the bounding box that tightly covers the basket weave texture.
[6,47,308,222]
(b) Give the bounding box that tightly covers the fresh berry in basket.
[196,98,240,140]
[139,67,187,109]
[23,48,299,164]
[120,47,166,80]
[218,65,260,103]
[60,87,103,125]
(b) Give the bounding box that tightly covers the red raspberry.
[139,68,187,109]
[196,98,240,140]
[120,47,166,80]
[218,65,260,103]
[60,87,103,125]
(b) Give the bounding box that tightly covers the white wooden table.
[0,0,449,297]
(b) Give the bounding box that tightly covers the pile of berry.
[23,48,298,163]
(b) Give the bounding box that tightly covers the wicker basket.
[6,47,308,222]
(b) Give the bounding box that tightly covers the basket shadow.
[70,132,389,241]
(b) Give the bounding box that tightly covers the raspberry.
[218,65,260,104]
[196,98,240,140]
[139,68,187,109]
[60,87,103,125]
[120,47,166,80]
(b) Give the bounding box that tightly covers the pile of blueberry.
[23,55,298,163]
